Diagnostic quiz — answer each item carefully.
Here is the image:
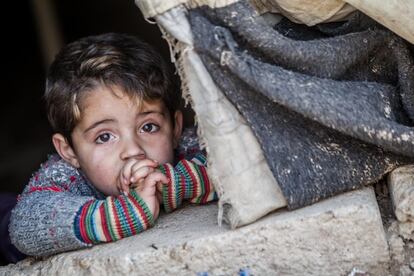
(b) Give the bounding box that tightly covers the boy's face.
[54,85,182,196]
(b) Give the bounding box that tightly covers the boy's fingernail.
[130,177,135,182]
[153,160,158,163]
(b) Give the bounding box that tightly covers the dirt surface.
[375,180,414,276]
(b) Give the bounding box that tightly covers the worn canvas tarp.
[135,0,414,228]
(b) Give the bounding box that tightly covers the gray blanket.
[189,0,414,209]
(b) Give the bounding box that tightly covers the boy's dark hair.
[45,32,178,142]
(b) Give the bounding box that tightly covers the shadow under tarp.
[188,0,414,209]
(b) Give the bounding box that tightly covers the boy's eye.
[140,123,160,133]
[95,133,114,144]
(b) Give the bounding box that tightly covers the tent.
[135,0,414,228]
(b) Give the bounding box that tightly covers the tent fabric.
[136,0,414,227]
[155,6,287,228]
[254,0,355,26]
[344,0,414,45]
[135,0,353,25]
[136,0,414,44]
[135,0,238,19]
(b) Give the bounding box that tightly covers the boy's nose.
[120,137,145,160]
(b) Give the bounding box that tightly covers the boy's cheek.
[98,181,122,196]
[83,164,122,196]
[146,146,174,164]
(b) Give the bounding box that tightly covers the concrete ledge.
[389,165,414,240]
[1,187,389,275]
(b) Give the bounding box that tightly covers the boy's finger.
[122,182,130,195]
[121,159,138,185]
[117,184,129,196]
[132,178,145,193]
[117,174,129,195]
[156,182,163,192]
[155,172,169,184]
[145,172,168,187]
[141,176,158,196]
[130,160,158,175]
[122,159,157,184]
[130,166,155,183]
[116,177,124,194]
[156,190,163,203]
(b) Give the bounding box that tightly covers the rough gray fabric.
[189,0,414,208]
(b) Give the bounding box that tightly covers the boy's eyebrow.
[84,119,116,133]
[138,111,165,117]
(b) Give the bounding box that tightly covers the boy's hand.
[118,159,159,195]
[134,170,168,220]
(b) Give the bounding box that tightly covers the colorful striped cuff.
[159,163,184,213]
[74,191,154,244]
[159,158,217,213]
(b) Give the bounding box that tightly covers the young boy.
[9,33,217,258]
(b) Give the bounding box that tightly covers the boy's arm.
[158,153,218,213]
[73,190,154,245]
[9,157,154,257]
[11,190,154,257]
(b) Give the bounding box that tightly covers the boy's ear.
[173,110,183,149]
[52,133,80,168]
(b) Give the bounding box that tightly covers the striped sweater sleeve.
[158,153,218,213]
[74,190,154,244]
